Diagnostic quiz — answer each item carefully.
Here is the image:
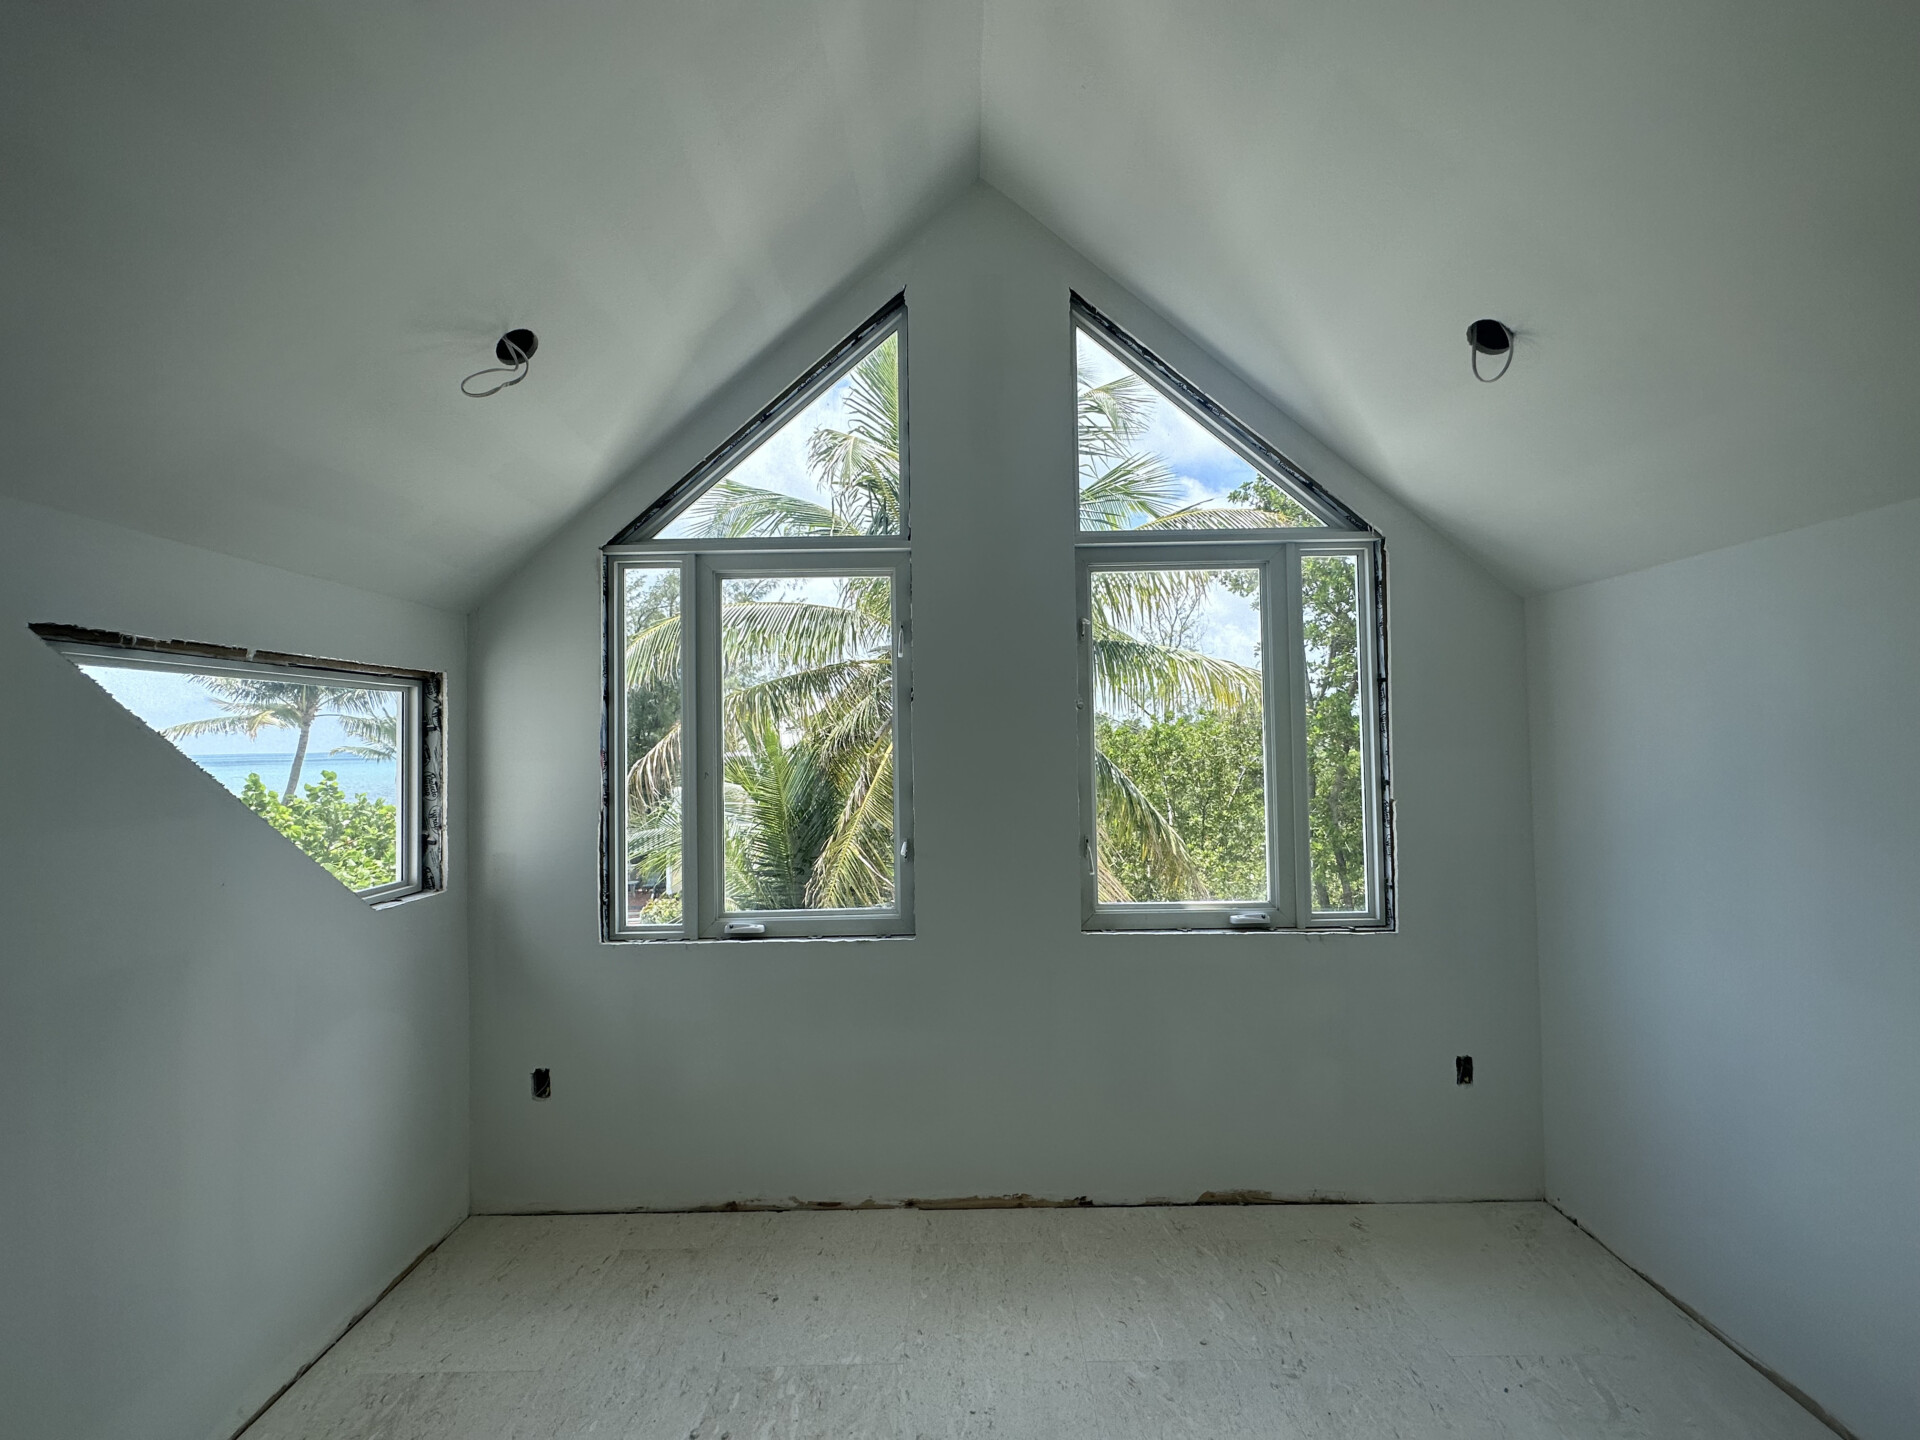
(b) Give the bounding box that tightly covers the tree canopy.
[623,330,1369,917]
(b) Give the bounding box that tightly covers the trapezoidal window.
[604,296,912,941]
[33,625,443,903]
[1072,294,1391,929]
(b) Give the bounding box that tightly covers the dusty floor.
[242,1202,1829,1438]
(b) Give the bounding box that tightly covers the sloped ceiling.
[6,1,1918,604]
[1,1,980,606]
[985,0,1920,591]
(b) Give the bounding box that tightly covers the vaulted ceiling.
[7,1,1918,604]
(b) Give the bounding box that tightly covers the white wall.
[0,497,469,1440]
[469,186,1542,1212]
[1530,498,1920,1440]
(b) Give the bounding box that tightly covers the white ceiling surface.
[1,2,979,607]
[6,3,1918,605]
[985,0,1920,591]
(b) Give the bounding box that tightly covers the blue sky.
[660,351,869,537]
[1077,328,1268,515]
[77,664,396,760]
[1077,331,1273,668]
[657,327,1274,668]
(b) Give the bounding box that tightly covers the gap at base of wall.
[1547,1202,1855,1440]
[226,1216,465,1440]
[482,1188,1549,1217]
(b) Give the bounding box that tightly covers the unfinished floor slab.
[242,1203,1828,1439]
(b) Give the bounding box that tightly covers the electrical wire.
[1472,345,1514,383]
[460,335,533,398]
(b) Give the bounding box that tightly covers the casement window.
[603,297,912,940]
[33,624,443,903]
[1072,296,1391,930]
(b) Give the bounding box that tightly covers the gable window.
[1072,296,1391,929]
[33,624,443,903]
[604,297,912,940]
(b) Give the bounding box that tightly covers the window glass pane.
[75,662,405,892]
[720,574,895,912]
[621,566,684,926]
[1302,554,1368,913]
[1077,328,1322,532]
[1092,565,1267,903]
[660,333,901,538]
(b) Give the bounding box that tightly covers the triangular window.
[622,302,904,543]
[1075,298,1358,533]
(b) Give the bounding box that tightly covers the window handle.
[1228,910,1272,929]
[722,920,767,939]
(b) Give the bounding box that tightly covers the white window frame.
[603,301,914,941]
[1070,296,1392,932]
[1077,537,1387,931]
[37,630,437,905]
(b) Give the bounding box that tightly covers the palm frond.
[721,600,888,677]
[1089,568,1229,638]
[161,712,281,742]
[1138,504,1321,531]
[625,613,683,690]
[1078,452,1183,530]
[723,721,838,911]
[330,712,398,760]
[1077,368,1159,461]
[628,727,682,809]
[675,480,840,538]
[1095,749,1209,898]
[1092,626,1262,716]
[807,746,895,909]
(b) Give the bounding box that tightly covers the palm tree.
[625,334,1303,907]
[163,678,395,801]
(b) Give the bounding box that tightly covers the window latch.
[1228,910,1272,929]
[722,920,767,939]
[1078,617,1091,641]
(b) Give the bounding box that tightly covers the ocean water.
[193,752,397,803]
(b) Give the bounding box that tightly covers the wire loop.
[1472,347,1514,383]
[460,335,532,398]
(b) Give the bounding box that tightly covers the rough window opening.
[1071,296,1392,930]
[32,623,444,904]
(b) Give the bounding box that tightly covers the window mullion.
[888,555,916,930]
[690,555,725,938]
[606,562,633,935]
[1278,545,1311,927]
[1077,556,1099,924]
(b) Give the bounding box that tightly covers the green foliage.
[626,325,1371,921]
[241,771,398,891]
[722,722,842,910]
[1301,556,1366,911]
[1226,475,1320,529]
[625,342,905,914]
[637,892,682,924]
[1097,708,1267,901]
[166,677,396,802]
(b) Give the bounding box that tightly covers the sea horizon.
[190,751,398,803]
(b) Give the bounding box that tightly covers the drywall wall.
[469,185,1542,1211]
[0,497,469,1440]
[1530,499,1920,1440]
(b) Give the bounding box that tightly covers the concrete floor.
[244,1202,1830,1439]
